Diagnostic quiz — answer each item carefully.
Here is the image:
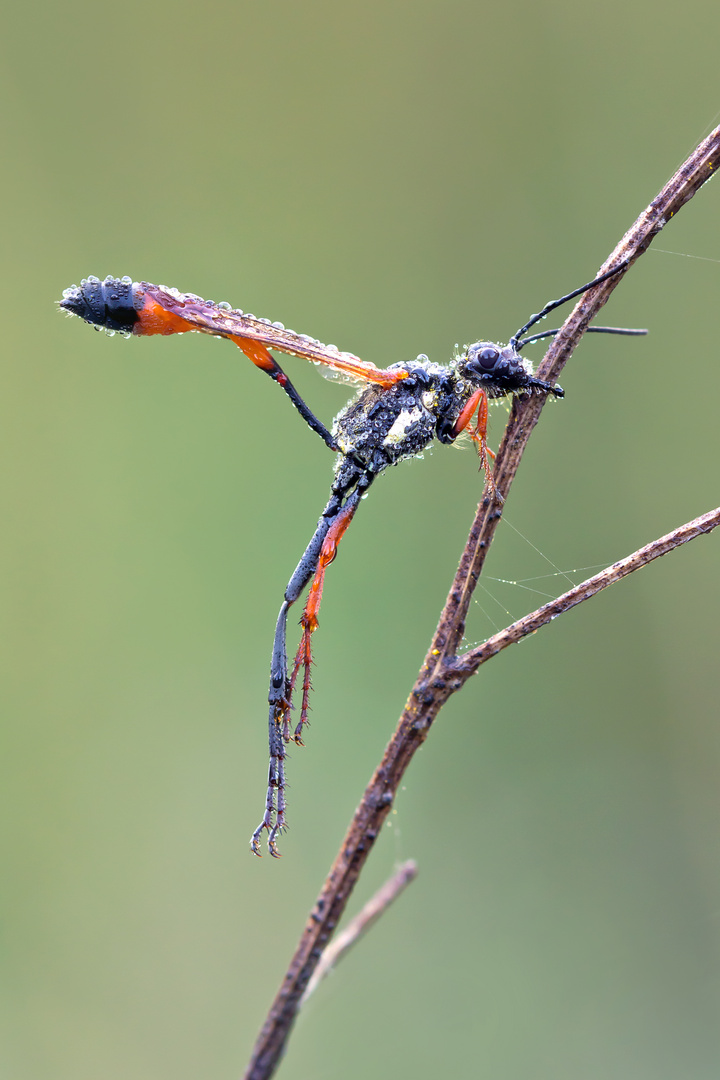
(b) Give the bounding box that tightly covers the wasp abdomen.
[60,275,143,334]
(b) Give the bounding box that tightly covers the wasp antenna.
[515,324,648,352]
[510,260,631,350]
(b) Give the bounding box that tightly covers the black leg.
[251,461,373,856]
[233,336,339,449]
[268,366,339,450]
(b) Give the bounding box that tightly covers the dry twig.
[299,860,418,1007]
[244,125,720,1080]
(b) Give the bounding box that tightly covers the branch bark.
[243,125,720,1080]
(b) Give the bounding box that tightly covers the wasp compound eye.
[476,346,499,370]
[464,343,505,376]
[463,343,512,380]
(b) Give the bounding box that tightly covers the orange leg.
[288,495,359,743]
[453,389,497,494]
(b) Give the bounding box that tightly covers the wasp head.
[458,342,564,399]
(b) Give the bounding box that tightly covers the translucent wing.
[138,283,407,389]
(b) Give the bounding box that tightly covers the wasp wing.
[141,284,407,389]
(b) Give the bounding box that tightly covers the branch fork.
[244,125,720,1080]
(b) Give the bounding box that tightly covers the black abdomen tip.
[59,275,142,333]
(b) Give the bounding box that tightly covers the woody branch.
[244,124,720,1080]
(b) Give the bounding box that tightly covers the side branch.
[454,507,720,677]
[300,860,418,1007]
[244,126,720,1080]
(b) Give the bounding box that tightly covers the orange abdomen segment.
[135,296,277,372]
[134,294,199,337]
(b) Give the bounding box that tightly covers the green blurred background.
[2,1,720,1077]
